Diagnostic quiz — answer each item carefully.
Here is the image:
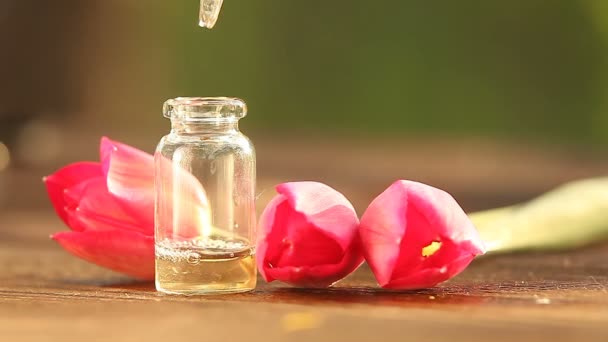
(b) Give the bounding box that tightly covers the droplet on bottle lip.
[199,0,224,29]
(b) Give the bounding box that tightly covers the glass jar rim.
[163,97,247,121]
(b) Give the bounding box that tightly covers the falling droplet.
[199,0,224,29]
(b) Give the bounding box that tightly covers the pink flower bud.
[360,180,485,289]
[257,182,364,287]
[45,137,207,280]
[44,137,156,279]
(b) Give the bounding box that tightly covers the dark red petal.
[43,162,103,225]
[52,229,154,280]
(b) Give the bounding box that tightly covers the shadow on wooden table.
[97,244,608,309]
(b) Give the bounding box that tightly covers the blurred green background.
[1,0,608,212]
[3,0,608,142]
[167,0,608,144]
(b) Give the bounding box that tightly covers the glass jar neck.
[164,97,247,136]
[170,118,239,135]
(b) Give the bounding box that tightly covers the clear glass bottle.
[154,97,256,295]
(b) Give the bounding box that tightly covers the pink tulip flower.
[44,137,157,279]
[360,180,486,289]
[257,182,364,287]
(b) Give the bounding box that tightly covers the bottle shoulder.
[156,132,255,156]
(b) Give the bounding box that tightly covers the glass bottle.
[154,97,256,295]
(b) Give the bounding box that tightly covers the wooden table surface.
[1,210,607,342]
[1,136,608,341]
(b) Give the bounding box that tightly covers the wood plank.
[1,211,607,341]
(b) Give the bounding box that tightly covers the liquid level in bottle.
[155,238,256,295]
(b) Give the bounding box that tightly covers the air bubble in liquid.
[199,0,224,29]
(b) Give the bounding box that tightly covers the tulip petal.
[268,198,344,268]
[43,137,215,279]
[261,237,364,287]
[154,152,212,239]
[100,137,155,228]
[257,182,364,287]
[357,182,406,287]
[52,229,155,280]
[80,177,149,230]
[65,207,149,234]
[44,162,103,224]
[360,180,485,289]
[407,183,485,255]
[276,182,359,251]
[63,177,152,234]
[256,194,283,281]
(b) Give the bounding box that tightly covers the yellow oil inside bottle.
[155,238,256,295]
